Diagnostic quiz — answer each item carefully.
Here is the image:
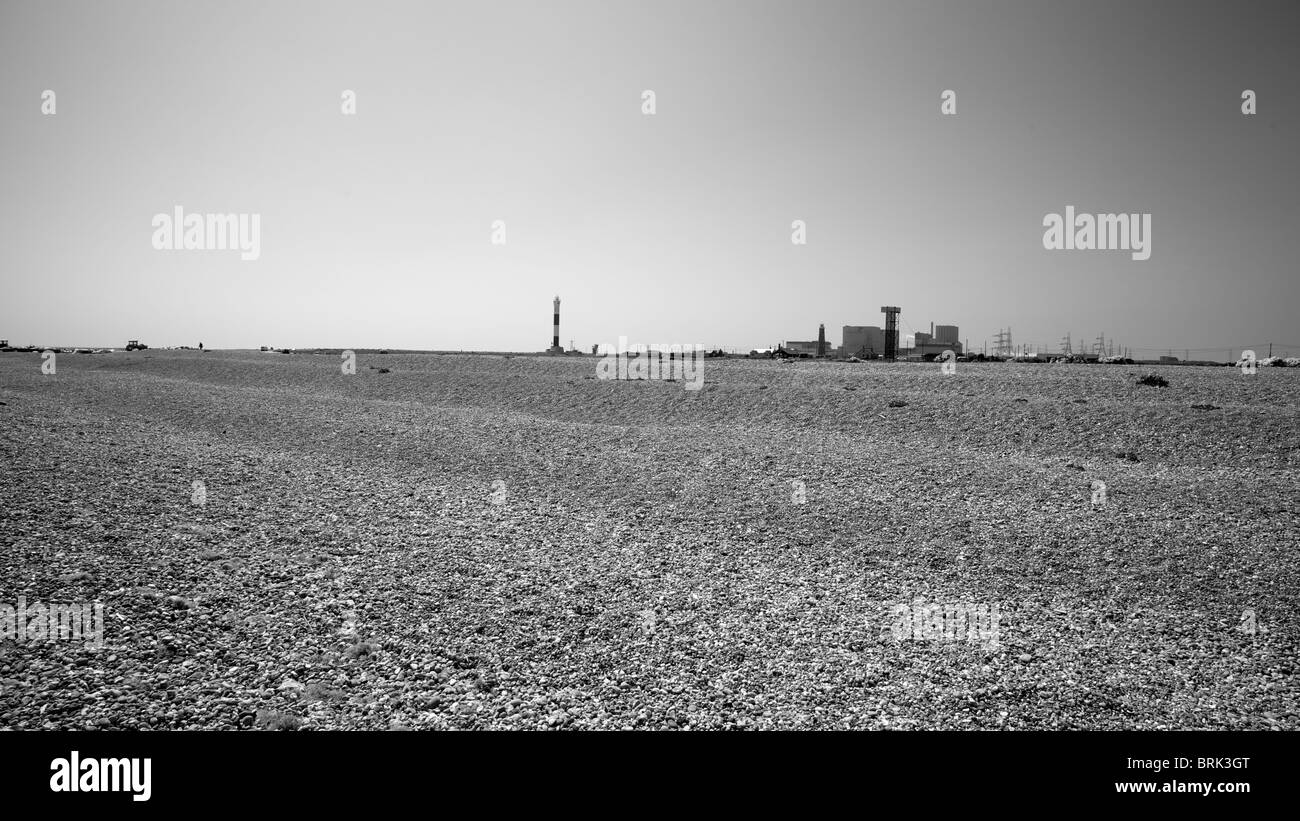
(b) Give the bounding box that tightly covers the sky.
[1,0,1298,356]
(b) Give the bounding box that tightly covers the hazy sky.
[2,0,1297,355]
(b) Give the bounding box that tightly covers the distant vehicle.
[125,340,149,351]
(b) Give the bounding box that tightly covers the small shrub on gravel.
[1136,373,1169,387]
[303,683,346,703]
[254,710,302,731]
[346,641,381,658]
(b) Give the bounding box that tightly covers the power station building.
[912,323,963,359]
[842,325,885,358]
[841,321,961,359]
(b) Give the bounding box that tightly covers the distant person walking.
[199,342,204,350]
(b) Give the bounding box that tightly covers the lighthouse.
[548,296,563,353]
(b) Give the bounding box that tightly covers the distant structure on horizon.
[783,339,821,356]
[548,296,564,353]
[784,323,829,357]
[842,325,884,358]
[881,307,900,361]
[841,315,961,359]
[912,322,962,358]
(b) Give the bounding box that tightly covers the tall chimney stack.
[817,323,826,357]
